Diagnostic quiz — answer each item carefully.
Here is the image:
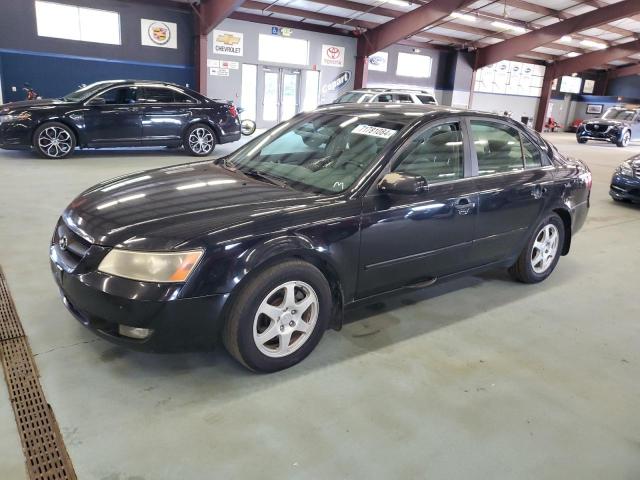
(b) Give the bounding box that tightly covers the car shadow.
[72,259,582,409]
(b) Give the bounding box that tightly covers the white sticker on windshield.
[352,124,397,139]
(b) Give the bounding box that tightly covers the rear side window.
[173,91,197,104]
[393,122,464,183]
[470,121,524,175]
[394,94,413,103]
[417,94,436,105]
[139,87,175,103]
[375,94,393,103]
[522,135,542,168]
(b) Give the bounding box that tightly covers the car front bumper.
[576,128,621,143]
[50,259,230,352]
[0,121,34,150]
[610,173,640,202]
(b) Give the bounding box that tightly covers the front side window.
[522,135,542,168]
[138,87,175,103]
[225,113,408,194]
[393,122,464,183]
[471,121,524,175]
[95,87,137,105]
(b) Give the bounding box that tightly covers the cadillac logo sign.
[58,236,68,251]
[148,22,171,45]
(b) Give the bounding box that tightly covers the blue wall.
[606,76,640,98]
[1,50,194,102]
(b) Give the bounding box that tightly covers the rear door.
[466,118,555,266]
[357,118,478,298]
[138,86,194,144]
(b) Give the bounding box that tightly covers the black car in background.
[576,107,640,147]
[0,80,241,158]
[610,155,640,203]
[50,104,591,372]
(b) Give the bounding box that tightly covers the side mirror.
[87,97,106,106]
[378,172,427,195]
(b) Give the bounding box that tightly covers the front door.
[357,120,477,299]
[83,86,142,146]
[466,118,555,266]
[259,67,301,129]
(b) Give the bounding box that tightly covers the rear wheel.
[184,124,216,156]
[617,131,631,148]
[33,122,76,159]
[509,214,564,284]
[223,260,332,372]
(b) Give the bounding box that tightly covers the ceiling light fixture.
[491,21,527,34]
[580,39,606,49]
[560,35,572,42]
[385,0,411,7]
[566,52,580,57]
[451,12,476,22]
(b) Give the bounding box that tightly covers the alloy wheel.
[38,126,72,158]
[188,127,214,154]
[531,224,559,274]
[252,281,319,358]
[623,132,631,146]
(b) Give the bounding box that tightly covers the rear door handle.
[454,198,476,215]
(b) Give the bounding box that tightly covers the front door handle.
[454,198,476,215]
[532,184,548,199]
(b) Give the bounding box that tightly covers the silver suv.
[335,88,438,105]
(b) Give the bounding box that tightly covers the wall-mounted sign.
[141,19,177,49]
[321,44,345,68]
[583,79,595,94]
[586,104,603,114]
[209,67,229,76]
[271,26,293,37]
[368,51,388,72]
[219,60,239,69]
[213,30,243,56]
[322,71,352,94]
[207,59,219,67]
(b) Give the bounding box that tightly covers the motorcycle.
[237,107,257,136]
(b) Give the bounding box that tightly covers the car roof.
[345,89,435,95]
[316,102,484,118]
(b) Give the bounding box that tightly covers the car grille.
[585,124,611,133]
[51,219,92,272]
[634,165,640,177]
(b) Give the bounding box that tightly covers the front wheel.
[223,260,332,372]
[577,138,587,144]
[240,119,256,136]
[33,122,76,159]
[184,124,216,156]
[509,214,565,284]
[617,131,631,148]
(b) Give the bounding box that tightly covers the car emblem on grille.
[58,236,68,251]
[594,125,599,130]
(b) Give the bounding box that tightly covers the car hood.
[62,161,322,250]
[584,118,628,127]
[0,98,70,114]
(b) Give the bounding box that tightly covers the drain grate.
[0,268,76,480]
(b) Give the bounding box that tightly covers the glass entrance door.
[259,67,301,128]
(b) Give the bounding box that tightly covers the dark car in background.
[0,80,241,159]
[50,104,591,372]
[610,155,640,203]
[576,107,640,147]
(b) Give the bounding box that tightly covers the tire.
[33,122,76,159]
[509,213,565,284]
[577,138,587,144]
[223,260,332,373]
[616,131,630,148]
[240,119,256,136]
[184,123,216,156]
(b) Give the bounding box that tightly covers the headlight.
[98,249,204,283]
[617,163,634,177]
[0,112,31,124]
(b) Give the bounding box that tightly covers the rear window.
[417,94,436,104]
[336,92,365,103]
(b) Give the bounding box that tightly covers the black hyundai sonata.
[50,104,591,372]
[0,80,240,159]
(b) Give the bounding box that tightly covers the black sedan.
[610,155,640,203]
[0,80,241,159]
[576,107,640,147]
[50,104,591,372]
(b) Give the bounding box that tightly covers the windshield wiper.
[242,169,289,188]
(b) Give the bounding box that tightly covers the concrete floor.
[0,134,638,479]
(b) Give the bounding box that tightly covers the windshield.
[62,81,121,102]
[224,111,409,194]
[602,108,637,121]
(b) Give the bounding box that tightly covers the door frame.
[256,66,303,129]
